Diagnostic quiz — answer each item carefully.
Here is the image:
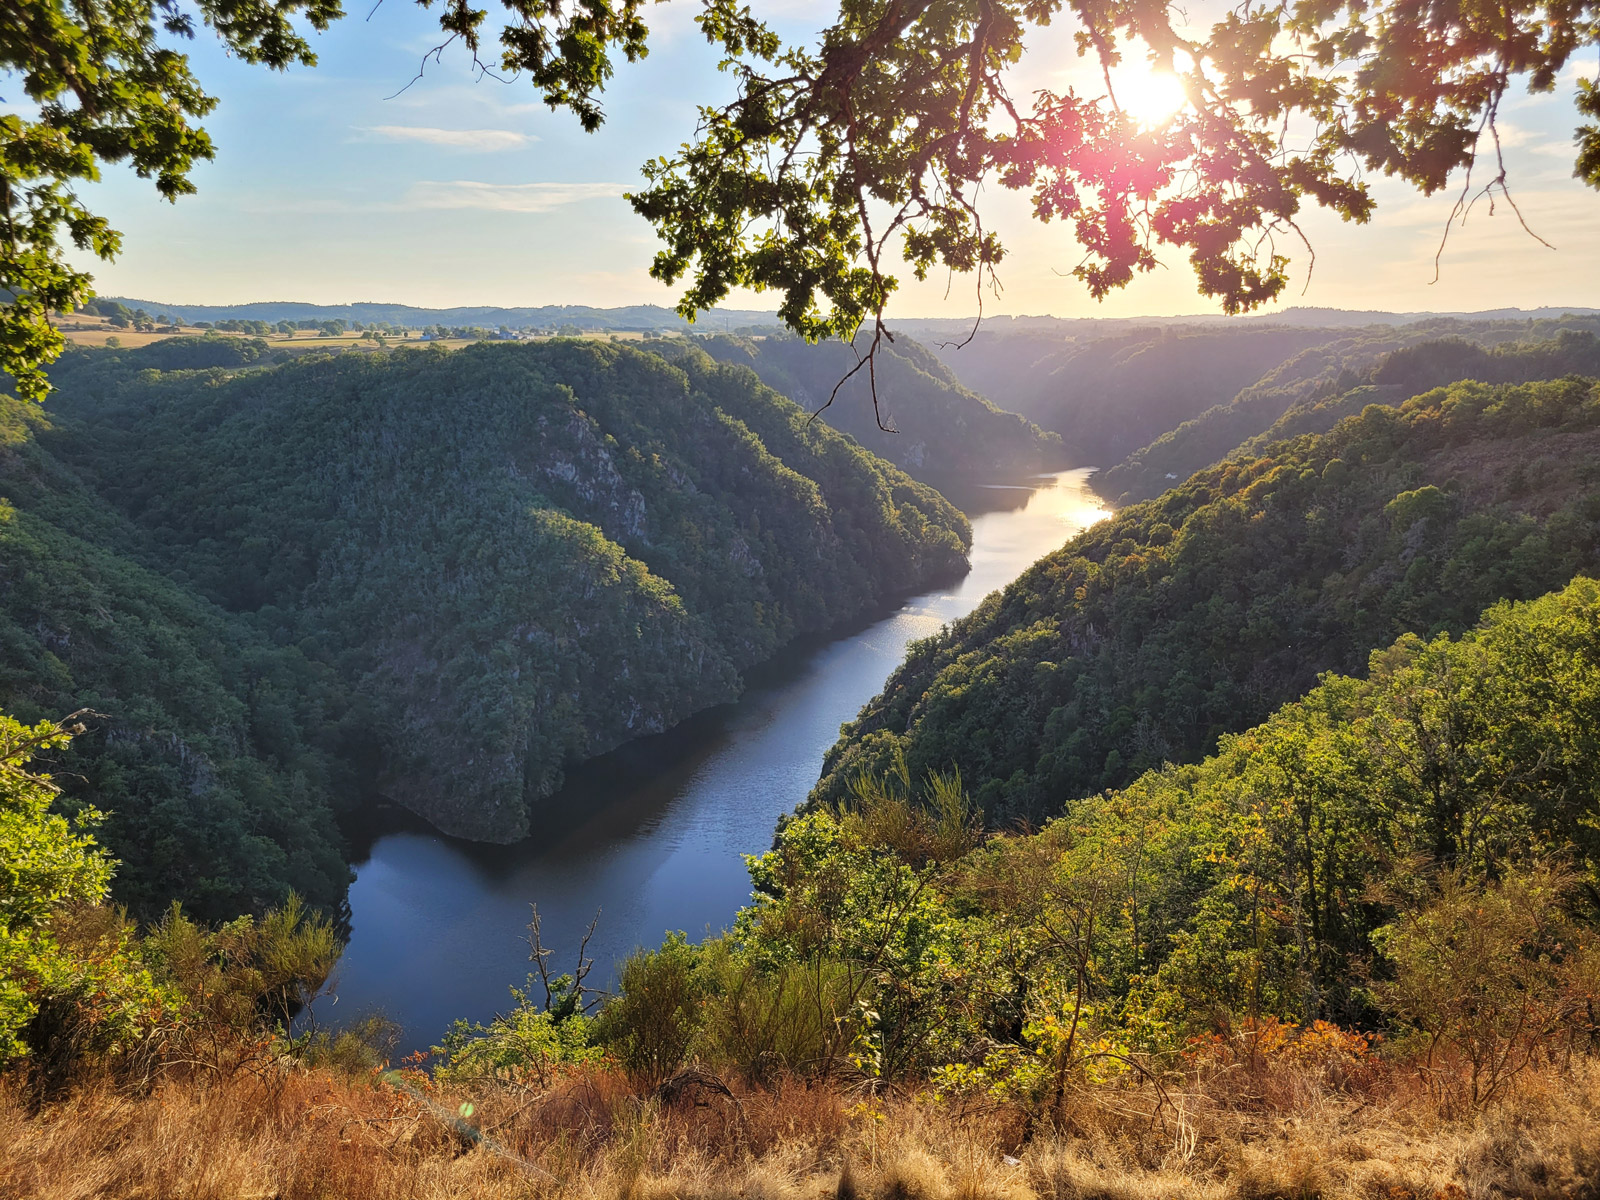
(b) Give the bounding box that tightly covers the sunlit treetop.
[1,0,1596,402]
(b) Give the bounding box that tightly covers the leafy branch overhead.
[636,0,1599,345]
[0,0,649,401]
[3,0,1598,400]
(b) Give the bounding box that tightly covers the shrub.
[142,894,339,1072]
[1,712,167,1089]
[694,939,858,1083]
[434,981,601,1089]
[594,933,705,1084]
[1377,863,1600,1109]
[296,1013,402,1076]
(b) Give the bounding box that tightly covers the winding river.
[332,469,1109,1050]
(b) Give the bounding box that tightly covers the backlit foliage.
[5,0,1598,400]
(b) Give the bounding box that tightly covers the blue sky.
[34,1,1600,318]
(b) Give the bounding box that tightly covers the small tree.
[434,906,604,1089]
[0,712,113,1061]
[596,932,704,1085]
[0,712,170,1095]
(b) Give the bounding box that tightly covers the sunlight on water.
[332,470,1109,1048]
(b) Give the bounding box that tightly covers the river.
[331,469,1109,1050]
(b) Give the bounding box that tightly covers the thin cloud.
[405,180,629,213]
[382,83,547,117]
[1565,57,1599,84]
[362,125,536,151]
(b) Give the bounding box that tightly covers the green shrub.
[594,933,705,1084]
[142,893,339,1070]
[0,712,171,1091]
[692,939,859,1083]
[434,980,600,1088]
[296,1013,402,1076]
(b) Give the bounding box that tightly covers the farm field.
[54,316,670,353]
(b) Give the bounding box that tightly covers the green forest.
[5,319,1600,1197]
[814,374,1600,826]
[1,338,969,918]
[1098,324,1600,504]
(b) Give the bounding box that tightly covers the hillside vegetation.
[1100,324,1600,503]
[813,376,1600,825]
[0,396,354,920]
[688,333,1063,479]
[934,324,1347,461]
[2,578,1597,1197]
[927,316,1600,481]
[1,339,968,912]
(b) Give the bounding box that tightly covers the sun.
[1117,69,1188,129]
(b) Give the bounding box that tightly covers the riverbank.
[329,471,1111,1051]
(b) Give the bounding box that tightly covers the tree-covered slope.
[812,377,1600,826]
[686,332,1063,479]
[38,340,970,844]
[1099,324,1600,504]
[1093,330,1431,505]
[0,396,352,921]
[934,325,1347,461]
[742,577,1600,1080]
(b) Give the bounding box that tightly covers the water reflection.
[332,470,1109,1049]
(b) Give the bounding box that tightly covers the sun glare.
[1118,70,1188,129]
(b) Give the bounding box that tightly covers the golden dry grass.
[3,1055,1598,1200]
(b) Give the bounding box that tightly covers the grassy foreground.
[3,1052,1597,1199]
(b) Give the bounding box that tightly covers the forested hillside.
[813,376,1600,826]
[1100,323,1600,503]
[1093,328,1440,503]
[740,576,1600,1060]
[0,396,353,921]
[1,339,968,910]
[933,324,1346,461]
[929,316,1600,483]
[686,333,1063,479]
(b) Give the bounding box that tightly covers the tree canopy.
[3,0,1597,399]
[3,338,967,898]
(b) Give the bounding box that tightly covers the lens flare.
[1117,70,1188,129]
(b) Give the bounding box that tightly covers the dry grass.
[2,1057,1598,1200]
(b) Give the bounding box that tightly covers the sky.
[25,0,1600,319]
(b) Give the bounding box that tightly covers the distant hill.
[1095,319,1600,504]
[927,324,1349,462]
[95,298,783,332]
[922,312,1600,470]
[892,305,1600,344]
[1245,305,1600,327]
[683,332,1064,479]
[100,299,1600,341]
